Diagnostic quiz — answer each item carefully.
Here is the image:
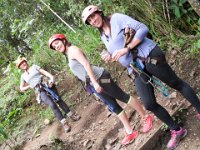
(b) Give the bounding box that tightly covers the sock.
[126,129,133,135]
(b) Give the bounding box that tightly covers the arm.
[112,13,149,61]
[100,49,112,63]
[39,69,55,87]
[20,80,30,92]
[68,46,102,93]
[119,13,149,47]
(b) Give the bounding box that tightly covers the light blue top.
[100,13,156,73]
[20,65,42,88]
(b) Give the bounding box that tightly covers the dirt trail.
[2,51,200,150]
[23,89,188,150]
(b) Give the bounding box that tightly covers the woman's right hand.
[20,85,30,92]
[100,50,111,63]
[93,82,103,93]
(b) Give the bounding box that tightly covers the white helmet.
[82,5,102,24]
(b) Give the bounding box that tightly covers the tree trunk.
[187,0,200,17]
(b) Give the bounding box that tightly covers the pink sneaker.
[121,131,138,145]
[196,113,200,119]
[141,114,153,133]
[167,127,187,149]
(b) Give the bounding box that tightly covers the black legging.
[40,87,70,121]
[134,45,200,130]
[90,70,130,115]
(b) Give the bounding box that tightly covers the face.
[51,39,66,53]
[19,61,28,70]
[87,12,103,28]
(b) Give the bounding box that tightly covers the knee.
[107,103,123,114]
[143,101,158,111]
[48,101,57,109]
[168,79,184,91]
[112,106,123,114]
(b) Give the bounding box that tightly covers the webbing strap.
[130,61,169,97]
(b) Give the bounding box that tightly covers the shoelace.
[170,130,177,139]
[141,116,149,126]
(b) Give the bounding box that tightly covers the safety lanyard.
[130,61,169,97]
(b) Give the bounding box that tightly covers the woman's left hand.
[111,48,129,61]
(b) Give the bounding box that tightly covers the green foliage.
[186,39,200,58]
[38,107,54,121]
[169,0,199,33]
[170,0,188,19]
[0,125,8,140]
[0,107,22,142]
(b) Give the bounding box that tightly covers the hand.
[48,82,54,88]
[21,85,30,92]
[93,82,103,93]
[48,79,54,88]
[111,48,129,61]
[100,51,111,63]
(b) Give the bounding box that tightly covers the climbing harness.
[123,27,169,97]
[40,83,60,102]
[130,61,169,97]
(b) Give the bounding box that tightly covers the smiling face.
[19,61,28,70]
[51,39,66,53]
[87,12,103,28]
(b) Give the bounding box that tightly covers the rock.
[35,134,40,138]
[105,143,112,150]
[98,120,103,124]
[164,100,171,107]
[112,143,121,150]
[169,92,177,99]
[83,139,93,149]
[107,111,112,117]
[190,70,196,77]
[44,119,50,125]
[108,137,118,145]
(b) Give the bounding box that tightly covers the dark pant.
[40,86,70,121]
[90,71,130,115]
[135,45,200,130]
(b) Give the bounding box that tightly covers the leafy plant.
[0,125,8,140]
[169,0,199,33]
[169,0,189,19]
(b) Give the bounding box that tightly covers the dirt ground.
[160,106,200,150]
[1,49,200,150]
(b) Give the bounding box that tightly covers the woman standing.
[48,34,153,145]
[15,57,80,133]
[82,5,200,149]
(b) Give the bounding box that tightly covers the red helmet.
[15,57,27,68]
[48,34,66,49]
